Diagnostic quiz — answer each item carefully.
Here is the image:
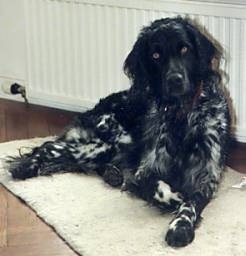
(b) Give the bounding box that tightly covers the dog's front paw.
[165,217,195,247]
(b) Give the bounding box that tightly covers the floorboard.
[0,186,7,247]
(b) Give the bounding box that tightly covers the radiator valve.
[2,82,28,104]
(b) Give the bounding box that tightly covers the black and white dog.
[8,17,230,247]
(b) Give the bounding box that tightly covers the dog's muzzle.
[165,72,186,96]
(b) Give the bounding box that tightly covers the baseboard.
[235,129,246,143]
[27,90,94,113]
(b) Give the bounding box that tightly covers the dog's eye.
[181,46,188,55]
[152,52,161,60]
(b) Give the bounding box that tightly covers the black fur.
[7,17,231,248]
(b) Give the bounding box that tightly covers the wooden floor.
[0,100,77,256]
[0,99,245,256]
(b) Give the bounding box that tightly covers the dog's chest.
[160,107,188,149]
[141,104,190,178]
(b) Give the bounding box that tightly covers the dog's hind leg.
[7,126,114,180]
[7,113,131,182]
[7,89,144,182]
[8,140,68,179]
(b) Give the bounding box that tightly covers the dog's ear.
[186,22,222,77]
[123,33,149,86]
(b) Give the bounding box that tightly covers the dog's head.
[124,17,222,102]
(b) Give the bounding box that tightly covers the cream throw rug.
[0,138,246,256]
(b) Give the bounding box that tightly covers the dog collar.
[164,82,203,118]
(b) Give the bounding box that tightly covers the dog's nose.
[166,73,183,86]
[166,73,184,95]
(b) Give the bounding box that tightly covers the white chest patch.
[97,114,111,128]
[154,181,183,205]
[118,133,132,144]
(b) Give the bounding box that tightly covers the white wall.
[0,0,26,100]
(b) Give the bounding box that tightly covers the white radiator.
[25,0,246,142]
